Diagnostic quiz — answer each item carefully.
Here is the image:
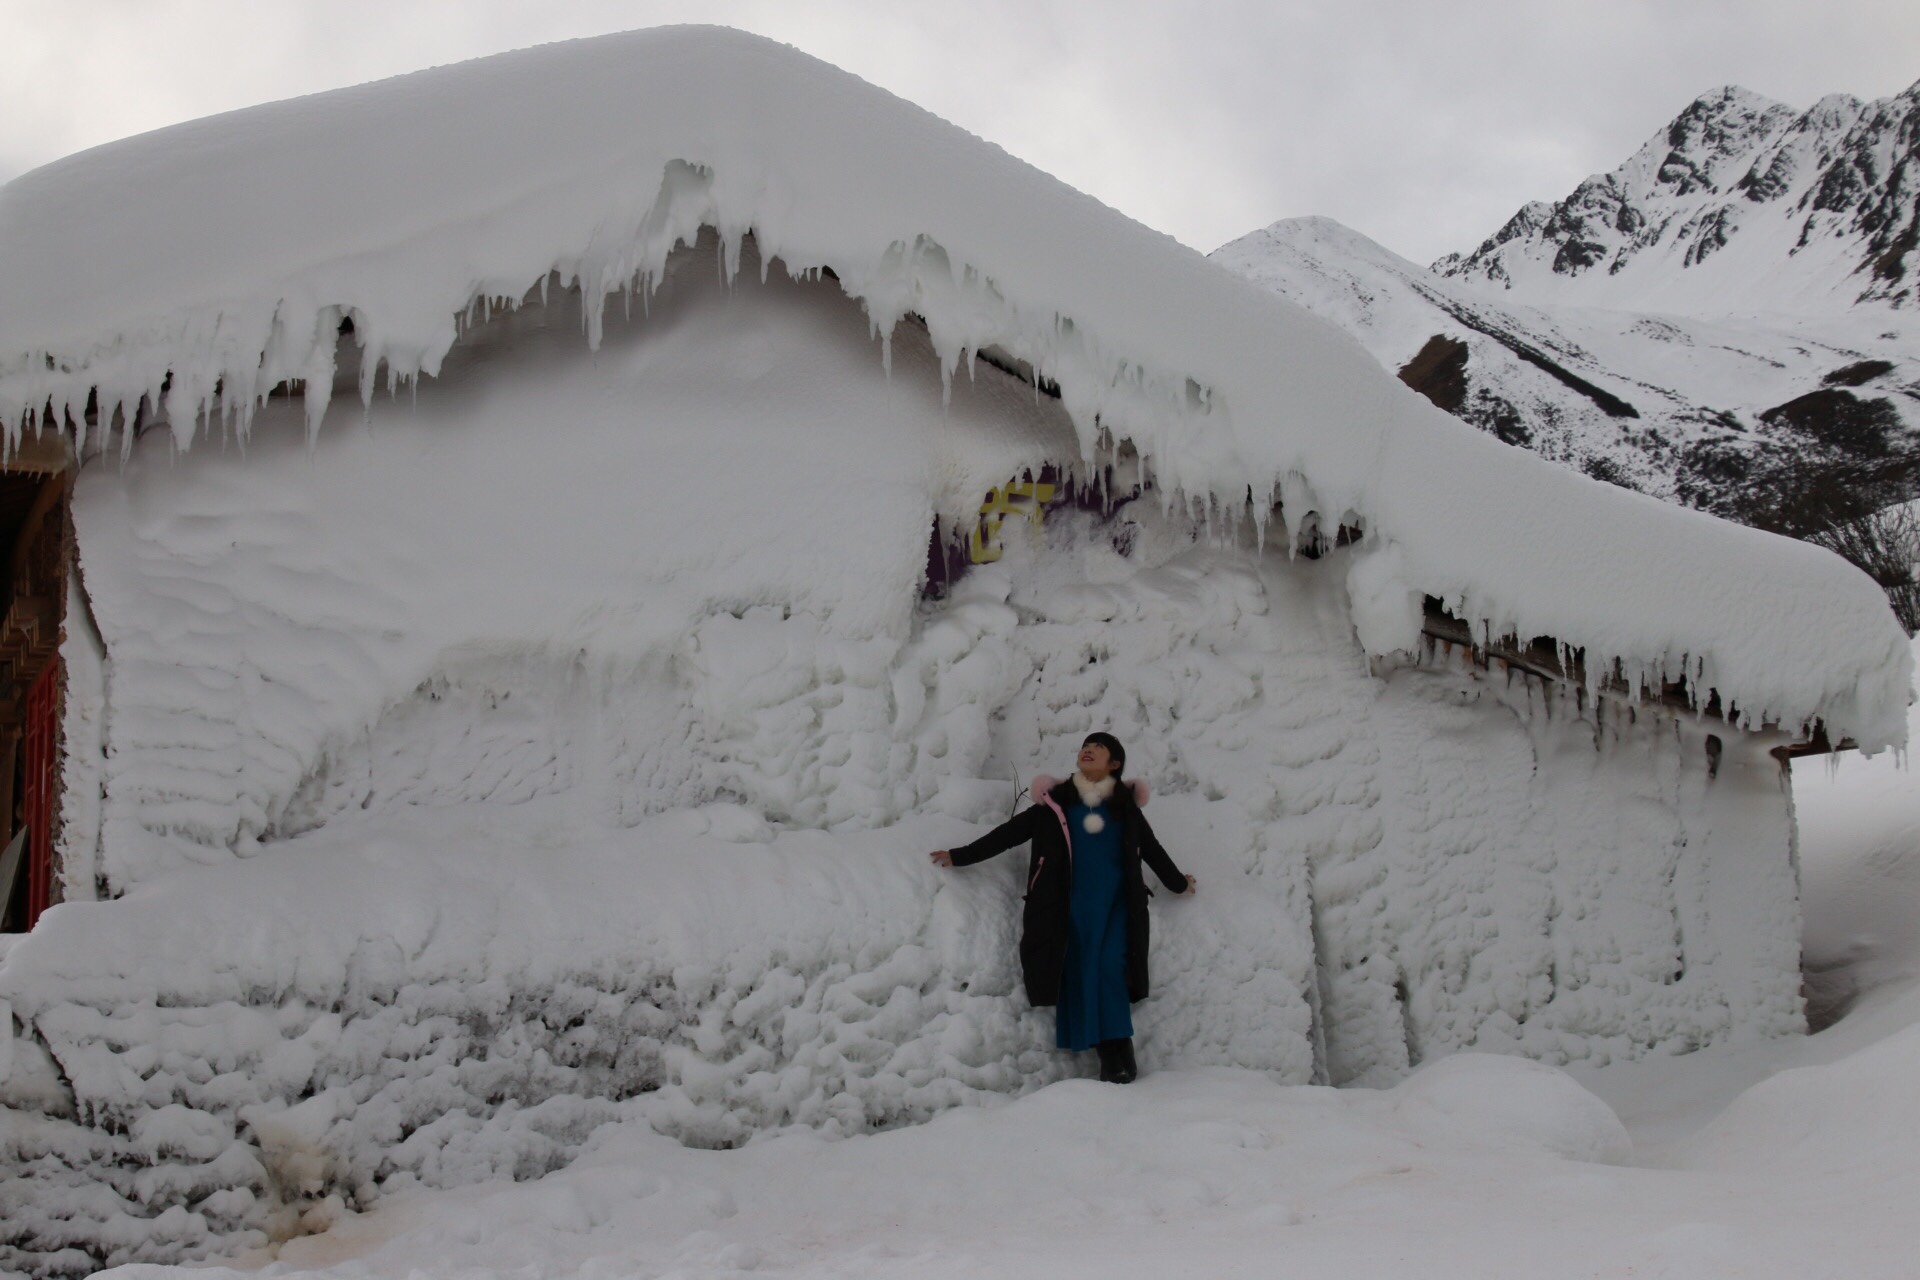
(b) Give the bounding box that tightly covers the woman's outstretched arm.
[931,804,1045,868]
[1136,812,1197,895]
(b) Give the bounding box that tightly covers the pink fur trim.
[1030,775,1071,859]
[1030,773,1149,807]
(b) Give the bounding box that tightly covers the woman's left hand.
[1181,874,1197,896]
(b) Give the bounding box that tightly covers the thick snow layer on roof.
[0,26,1907,746]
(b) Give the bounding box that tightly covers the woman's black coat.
[949,776,1188,1007]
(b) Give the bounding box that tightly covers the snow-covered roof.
[0,26,1908,748]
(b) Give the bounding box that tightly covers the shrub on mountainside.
[1808,503,1920,635]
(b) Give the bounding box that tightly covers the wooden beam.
[0,430,71,475]
[1419,601,1842,755]
[1772,723,1858,761]
[0,594,59,715]
[10,473,69,588]
[0,729,17,868]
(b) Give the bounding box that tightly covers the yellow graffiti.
[969,481,1057,563]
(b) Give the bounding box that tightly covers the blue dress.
[1055,800,1134,1051]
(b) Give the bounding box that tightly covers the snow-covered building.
[0,26,1910,1274]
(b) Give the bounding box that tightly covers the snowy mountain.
[1213,218,1920,535]
[1433,81,1920,316]
[1213,81,1920,543]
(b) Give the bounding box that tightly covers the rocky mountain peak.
[1215,76,1920,629]
[1649,85,1800,197]
[1435,79,1920,313]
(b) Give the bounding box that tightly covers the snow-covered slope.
[1434,82,1920,316]
[1212,216,1920,530]
[0,26,1907,747]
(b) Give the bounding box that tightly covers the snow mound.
[40,1068,1732,1280]
[0,25,1907,748]
[1390,1053,1631,1164]
[1675,1023,1920,1175]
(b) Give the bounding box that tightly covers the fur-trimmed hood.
[1031,773,1150,807]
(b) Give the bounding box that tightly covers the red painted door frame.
[23,658,58,929]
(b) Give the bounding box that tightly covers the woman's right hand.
[929,850,953,867]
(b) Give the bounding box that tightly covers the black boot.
[1096,1039,1137,1084]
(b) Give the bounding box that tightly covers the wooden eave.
[1418,600,1850,759]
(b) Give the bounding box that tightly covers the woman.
[930,733,1196,1083]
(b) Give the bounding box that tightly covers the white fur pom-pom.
[1082,813,1105,834]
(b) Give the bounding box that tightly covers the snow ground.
[77,658,1920,1280]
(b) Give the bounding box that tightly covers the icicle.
[357,341,379,410]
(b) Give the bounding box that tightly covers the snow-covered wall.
[1321,652,1801,1084]
[68,235,1061,879]
[0,26,1907,750]
[1,245,1803,1274]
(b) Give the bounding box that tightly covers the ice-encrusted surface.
[0,523,1800,1271]
[3,306,1803,1270]
[0,26,1906,747]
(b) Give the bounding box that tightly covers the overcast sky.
[3,1,1915,264]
